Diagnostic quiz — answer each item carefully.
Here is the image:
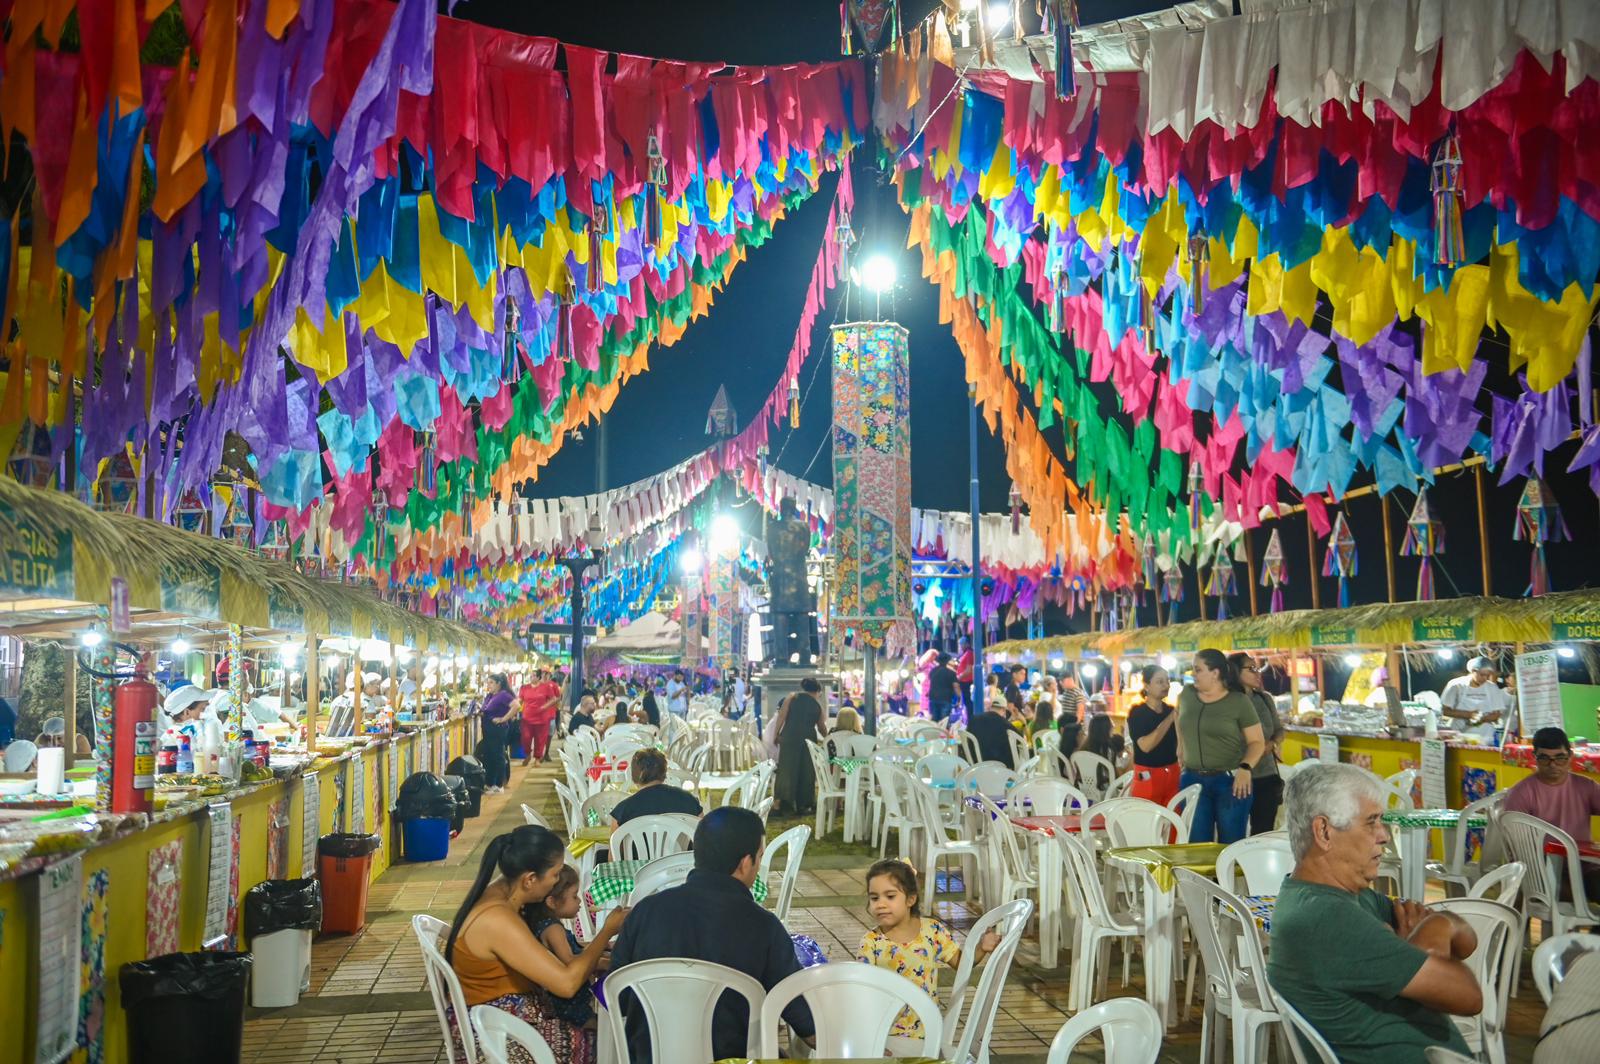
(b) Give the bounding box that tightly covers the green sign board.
[1553,616,1600,641]
[268,592,305,633]
[1231,635,1271,650]
[1412,616,1473,643]
[0,503,72,597]
[1311,625,1357,647]
[1169,639,1198,653]
[1120,647,1147,658]
[161,571,222,620]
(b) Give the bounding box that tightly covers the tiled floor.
[242,760,1546,1062]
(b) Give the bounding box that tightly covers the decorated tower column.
[829,322,914,656]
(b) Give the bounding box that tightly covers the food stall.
[0,481,525,1063]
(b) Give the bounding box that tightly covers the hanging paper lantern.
[1187,459,1205,535]
[1187,230,1210,315]
[1161,564,1186,621]
[1009,483,1022,534]
[1514,478,1570,597]
[587,192,612,294]
[1205,550,1239,620]
[833,207,855,283]
[1139,536,1159,602]
[1431,132,1466,267]
[1323,512,1359,608]
[1399,489,1444,601]
[644,133,668,251]
[1042,0,1080,98]
[788,378,801,429]
[1259,529,1289,613]
[842,0,899,56]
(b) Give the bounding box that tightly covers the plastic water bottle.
[176,735,194,775]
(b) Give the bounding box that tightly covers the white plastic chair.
[605,958,765,1064]
[758,962,944,1058]
[942,899,1033,1064]
[1095,797,1188,848]
[1531,931,1600,1005]
[414,915,476,1064]
[552,781,582,832]
[871,761,917,858]
[610,813,697,862]
[916,753,967,788]
[1016,748,1073,781]
[521,803,552,829]
[953,730,982,763]
[1006,729,1030,768]
[1105,770,1135,800]
[1056,831,1143,1011]
[1432,898,1522,1064]
[1175,868,1290,1064]
[1008,778,1087,817]
[1385,768,1420,806]
[578,790,624,829]
[628,852,696,904]
[1500,812,1600,939]
[1167,782,1203,840]
[1275,990,1339,1064]
[471,1004,558,1064]
[958,761,1016,798]
[1215,836,1294,896]
[1467,860,1525,906]
[911,780,984,901]
[1426,792,1503,895]
[1044,997,1163,1064]
[975,794,1042,916]
[805,739,849,837]
[758,824,811,923]
[1070,750,1117,801]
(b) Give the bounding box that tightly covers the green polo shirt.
[1267,878,1471,1064]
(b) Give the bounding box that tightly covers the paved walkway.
[241,760,1545,1063]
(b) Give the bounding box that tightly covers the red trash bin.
[317,834,379,934]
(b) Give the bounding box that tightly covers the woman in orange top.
[446,826,626,1063]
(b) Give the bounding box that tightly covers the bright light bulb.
[80,631,103,648]
[680,547,704,575]
[1120,659,1133,673]
[860,253,897,293]
[1159,655,1179,671]
[1558,646,1577,659]
[985,3,1010,30]
[709,513,740,556]
[1049,656,1064,671]
[1082,663,1100,679]
[1436,648,1457,661]
[280,642,301,663]
[1343,654,1363,667]
[171,639,192,656]
[959,0,978,9]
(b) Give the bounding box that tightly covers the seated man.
[964,692,1016,768]
[1503,725,1600,898]
[609,808,814,1061]
[1269,763,1481,1063]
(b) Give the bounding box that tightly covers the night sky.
[450,0,1599,632]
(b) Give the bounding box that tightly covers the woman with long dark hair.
[640,690,661,727]
[1229,652,1286,834]
[478,675,518,792]
[773,677,826,815]
[1127,665,1180,805]
[446,826,626,1063]
[1176,649,1267,844]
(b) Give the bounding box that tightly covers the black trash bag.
[245,879,323,936]
[317,832,381,859]
[445,755,486,791]
[441,774,470,829]
[120,952,252,1064]
[394,772,458,819]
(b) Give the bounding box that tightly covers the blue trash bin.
[402,818,451,861]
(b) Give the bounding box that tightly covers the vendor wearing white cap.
[1440,656,1513,744]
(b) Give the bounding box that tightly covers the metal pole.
[562,553,602,709]
[863,650,877,736]
[968,384,984,695]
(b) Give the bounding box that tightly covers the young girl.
[521,866,598,1027]
[856,860,999,1039]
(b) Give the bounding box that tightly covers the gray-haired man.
[1268,763,1481,1063]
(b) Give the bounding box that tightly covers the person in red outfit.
[519,669,562,765]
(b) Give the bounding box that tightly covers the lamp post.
[560,550,604,709]
[969,383,984,704]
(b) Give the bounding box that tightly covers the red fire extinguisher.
[111,656,159,815]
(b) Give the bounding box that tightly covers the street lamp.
[680,546,704,575]
[710,513,740,557]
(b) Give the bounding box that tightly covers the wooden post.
[63,651,77,771]
[352,649,364,728]
[1195,561,1208,621]
[1306,512,1322,609]
[1381,495,1397,604]
[1245,531,1260,617]
[304,634,320,748]
[1474,464,1492,596]
[389,643,400,713]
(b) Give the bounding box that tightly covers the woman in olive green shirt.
[1176,648,1267,843]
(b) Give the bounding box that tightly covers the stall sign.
[1552,615,1600,641]
[1170,638,1198,653]
[161,570,222,620]
[1121,646,1146,657]
[0,503,72,598]
[269,592,305,633]
[1515,649,1563,733]
[1318,734,1341,764]
[1232,635,1270,650]
[1413,616,1473,643]
[1421,738,1448,808]
[1311,625,1357,646]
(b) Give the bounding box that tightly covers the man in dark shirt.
[1004,664,1027,716]
[609,808,815,1061]
[566,691,598,735]
[965,694,1015,768]
[608,749,703,824]
[928,652,958,722]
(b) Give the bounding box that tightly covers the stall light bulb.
[171,638,192,656]
[680,547,704,574]
[1082,663,1100,679]
[1343,654,1363,667]
[1159,655,1179,671]
[1048,656,1064,671]
[1120,660,1133,673]
[985,3,1010,31]
[1436,648,1457,661]
[1558,646,1578,659]
[279,642,301,663]
[80,631,103,648]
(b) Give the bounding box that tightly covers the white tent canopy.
[587,611,681,654]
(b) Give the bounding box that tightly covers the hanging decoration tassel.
[833,206,855,283]
[1187,459,1205,536]
[1260,528,1288,613]
[1140,286,1158,354]
[1431,132,1466,266]
[418,431,437,495]
[1187,229,1210,315]
[841,3,853,56]
[1323,511,1359,609]
[1042,0,1079,99]
[1399,488,1444,601]
[788,378,801,429]
[587,190,611,294]
[1514,478,1569,597]
[644,133,667,251]
[558,277,577,362]
[502,297,522,384]
[1140,535,1159,603]
[1009,483,1022,534]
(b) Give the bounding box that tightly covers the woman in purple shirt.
[478,675,518,792]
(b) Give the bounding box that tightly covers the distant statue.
[765,497,816,666]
